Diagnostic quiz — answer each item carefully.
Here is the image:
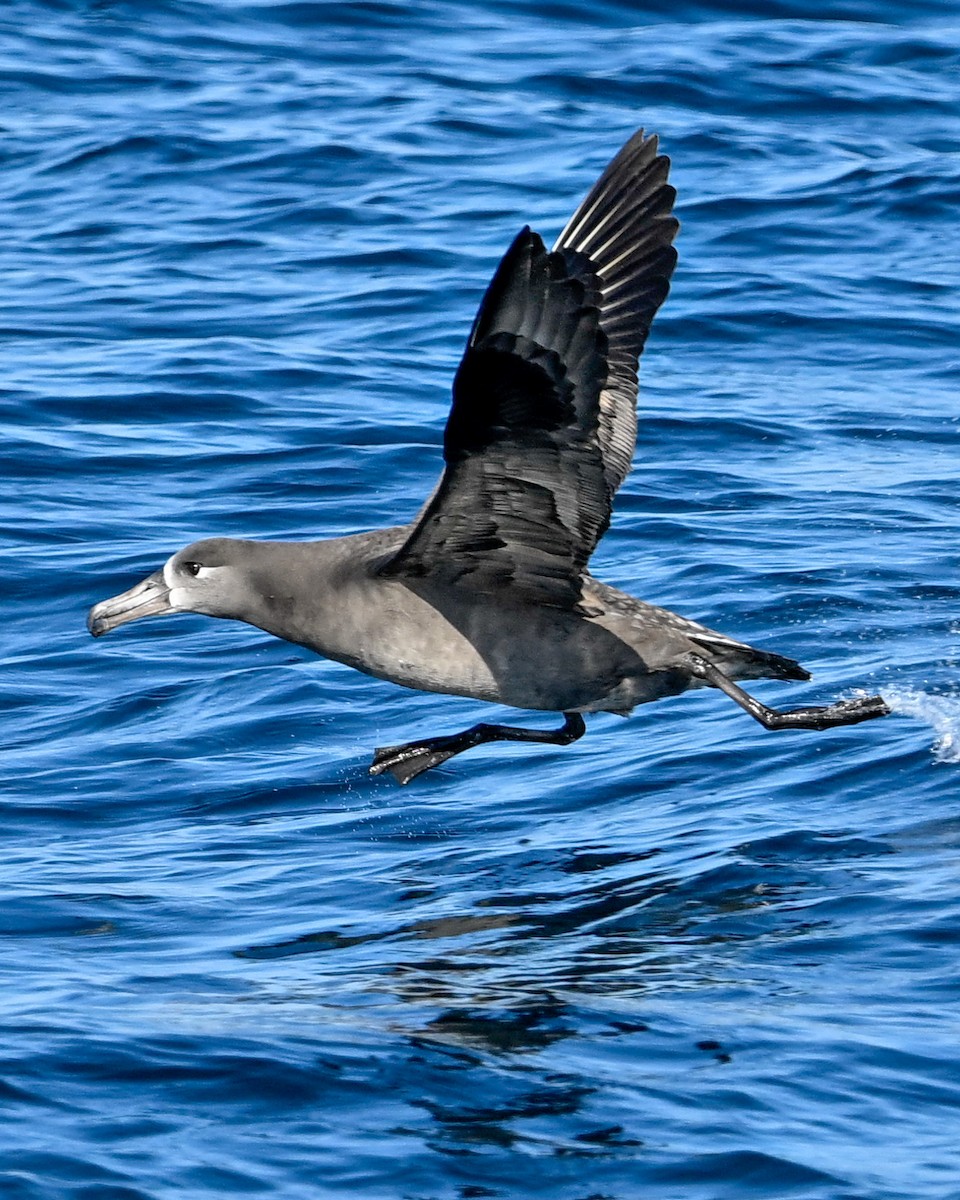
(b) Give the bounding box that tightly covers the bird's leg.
[370,712,586,785]
[682,653,890,730]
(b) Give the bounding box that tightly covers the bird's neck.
[231,528,407,661]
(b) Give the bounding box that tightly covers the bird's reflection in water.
[235,835,805,1015]
[230,835,851,1163]
[397,1006,645,1159]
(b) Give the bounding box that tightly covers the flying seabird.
[88,129,890,783]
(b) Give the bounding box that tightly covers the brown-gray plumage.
[88,129,889,784]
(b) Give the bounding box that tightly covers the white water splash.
[879,687,960,765]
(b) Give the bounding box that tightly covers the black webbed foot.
[370,735,477,785]
[792,694,890,729]
[683,652,891,732]
[369,713,586,785]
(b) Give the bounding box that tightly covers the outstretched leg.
[683,652,890,730]
[370,712,586,785]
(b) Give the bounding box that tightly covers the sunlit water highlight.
[883,688,960,765]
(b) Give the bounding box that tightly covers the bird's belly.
[353,590,654,711]
[352,620,502,702]
[578,667,699,714]
[305,587,504,702]
[302,583,644,711]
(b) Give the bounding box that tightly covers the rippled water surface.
[3,2,960,1197]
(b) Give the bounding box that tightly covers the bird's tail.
[688,633,810,683]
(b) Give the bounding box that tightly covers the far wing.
[383,131,678,610]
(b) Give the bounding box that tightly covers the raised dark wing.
[553,129,679,497]
[382,130,678,610]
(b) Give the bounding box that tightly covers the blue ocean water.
[2,1,960,1196]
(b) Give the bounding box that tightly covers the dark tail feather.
[748,647,811,682]
[689,635,810,683]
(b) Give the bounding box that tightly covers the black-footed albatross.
[88,129,890,783]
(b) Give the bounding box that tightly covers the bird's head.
[87,538,248,636]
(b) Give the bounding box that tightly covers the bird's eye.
[184,561,202,577]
